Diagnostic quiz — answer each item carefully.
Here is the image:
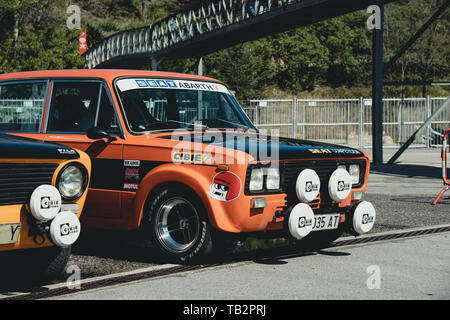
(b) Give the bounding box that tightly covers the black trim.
[0,163,58,206]
[89,159,170,191]
[56,162,89,201]
[0,134,80,159]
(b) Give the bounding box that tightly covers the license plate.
[311,214,340,232]
[0,223,21,245]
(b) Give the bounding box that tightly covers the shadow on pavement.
[71,228,165,264]
[370,163,442,179]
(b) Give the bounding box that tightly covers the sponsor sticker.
[298,216,313,228]
[309,148,332,154]
[58,148,77,155]
[123,183,139,190]
[330,148,362,155]
[40,196,60,210]
[172,152,212,164]
[337,180,351,192]
[305,181,319,193]
[124,168,140,181]
[60,223,79,237]
[362,213,375,225]
[124,159,140,167]
[209,171,241,202]
[117,78,230,95]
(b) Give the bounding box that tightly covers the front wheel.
[142,186,215,263]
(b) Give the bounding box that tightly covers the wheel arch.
[128,164,233,231]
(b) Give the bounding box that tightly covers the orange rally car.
[0,70,376,262]
[0,133,91,279]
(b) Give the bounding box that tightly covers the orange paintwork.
[0,70,370,235]
[0,152,91,252]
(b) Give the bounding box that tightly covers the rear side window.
[0,82,48,132]
[47,82,100,132]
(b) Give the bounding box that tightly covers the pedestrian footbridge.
[85,0,396,69]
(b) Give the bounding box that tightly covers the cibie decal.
[172,152,212,164]
[209,171,241,202]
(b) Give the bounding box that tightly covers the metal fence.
[0,99,44,125]
[241,96,450,148]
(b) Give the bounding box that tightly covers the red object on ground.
[433,128,450,205]
[79,29,87,56]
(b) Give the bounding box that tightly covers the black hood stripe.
[157,132,364,160]
[0,133,79,159]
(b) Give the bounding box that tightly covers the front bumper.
[0,186,82,252]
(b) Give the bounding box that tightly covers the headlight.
[249,168,263,191]
[349,164,360,184]
[57,164,87,200]
[266,168,280,190]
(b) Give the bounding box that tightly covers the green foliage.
[0,0,448,98]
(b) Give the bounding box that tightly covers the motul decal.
[123,183,139,190]
[209,171,241,202]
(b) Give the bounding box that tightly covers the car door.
[43,80,124,220]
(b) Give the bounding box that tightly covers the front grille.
[0,163,58,206]
[282,161,337,204]
[282,159,366,206]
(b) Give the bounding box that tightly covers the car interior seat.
[50,94,89,132]
[121,95,157,131]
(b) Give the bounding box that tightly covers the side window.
[0,82,47,132]
[47,82,100,132]
[96,86,121,134]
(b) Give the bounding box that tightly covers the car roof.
[0,69,223,84]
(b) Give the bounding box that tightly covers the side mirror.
[87,127,117,142]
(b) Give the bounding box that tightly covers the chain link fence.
[241,96,450,148]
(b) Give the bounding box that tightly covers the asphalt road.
[51,231,450,300]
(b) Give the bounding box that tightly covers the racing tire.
[142,186,215,263]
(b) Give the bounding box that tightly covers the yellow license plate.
[0,223,21,245]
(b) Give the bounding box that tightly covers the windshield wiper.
[145,120,207,130]
[200,118,250,131]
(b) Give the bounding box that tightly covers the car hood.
[157,132,365,161]
[0,134,79,159]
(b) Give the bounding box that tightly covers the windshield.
[115,78,255,133]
